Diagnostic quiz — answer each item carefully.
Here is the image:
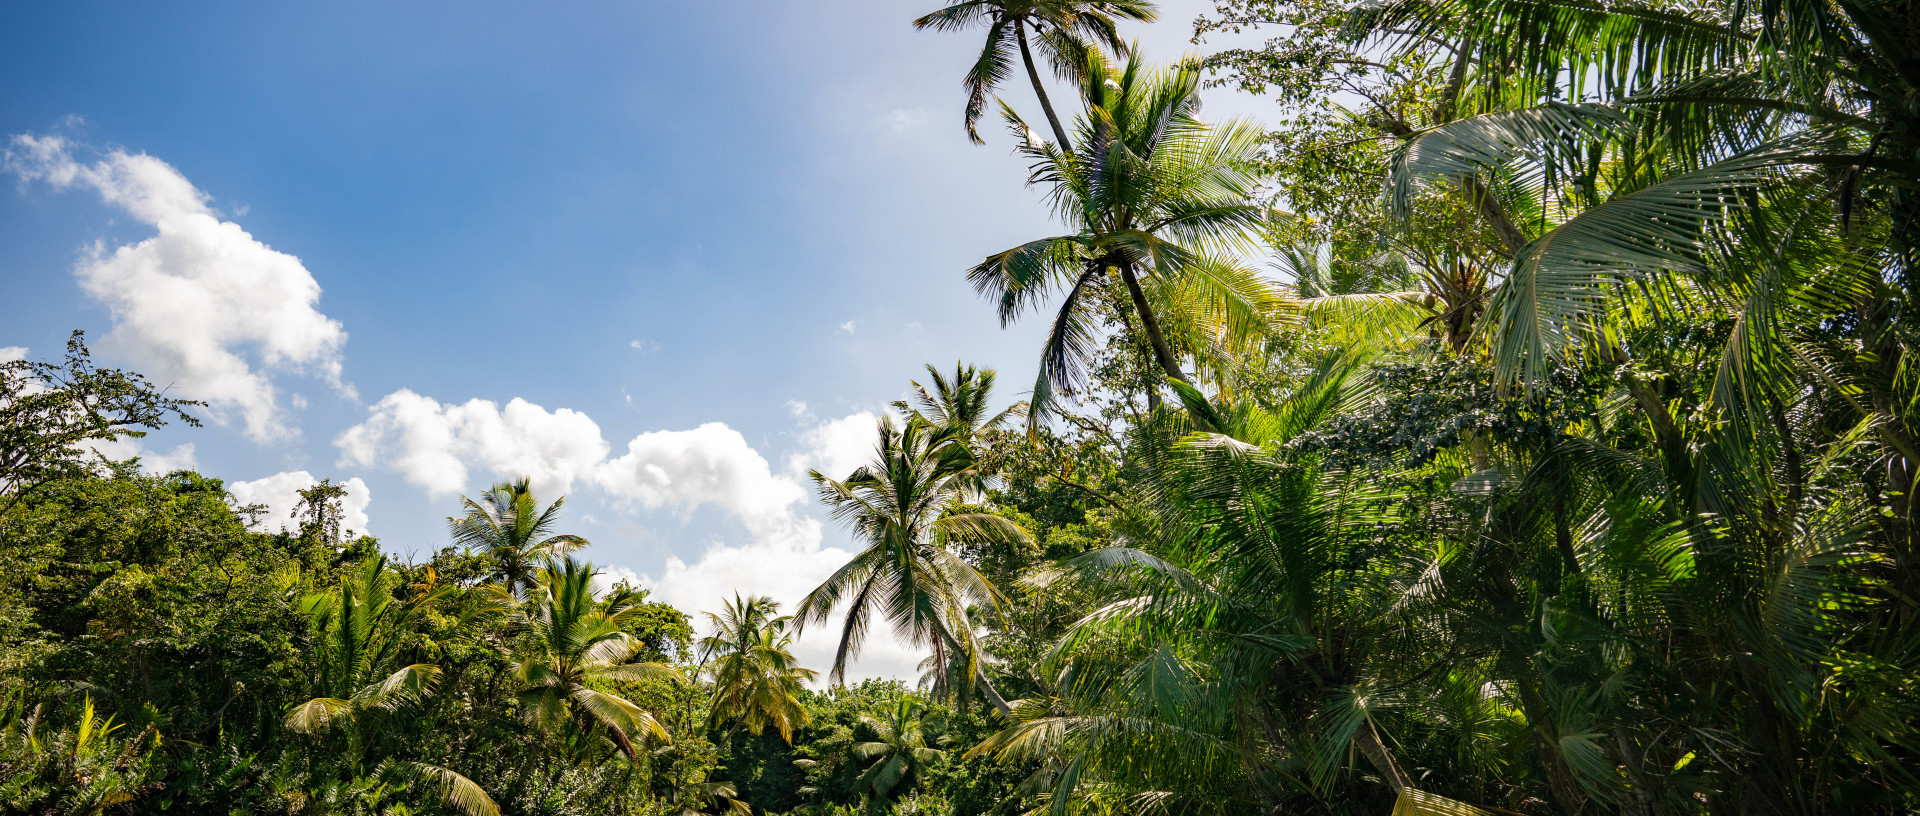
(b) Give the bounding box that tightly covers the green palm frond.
[379,760,500,816]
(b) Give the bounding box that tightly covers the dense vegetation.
[5,0,1919,812]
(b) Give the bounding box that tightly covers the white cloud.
[785,399,809,418]
[636,536,928,684]
[0,346,25,363]
[837,320,858,335]
[787,410,878,482]
[886,108,929,133]
[594,564,645,594]
[5,134,349,442]
[227,470,372,536]
[335,389,609,498]
[629,339,661,354]
[597,422,807,532]
[84,437,198,474]
[336,390,925,681]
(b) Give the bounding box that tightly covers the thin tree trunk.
[974,668,1014,718]
[1015,21,1073,151]
[937,626,1013,717]
[1353,721,1412,793]
[1116,260,1193,387]
[1433,37,1475,124]
[1459,176,1529,257]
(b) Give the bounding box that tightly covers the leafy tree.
[0,332,198,522]
[285,555,501,816]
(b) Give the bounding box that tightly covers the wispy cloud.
[885,108,929,133]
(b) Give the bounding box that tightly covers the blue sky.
[0,0,1267,678]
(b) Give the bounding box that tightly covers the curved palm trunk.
[1116,260,1193,388]
[972,664,1014,718]
[936,625,1013,717]
[1014,20,1073,151]
[1353,722,1411,793]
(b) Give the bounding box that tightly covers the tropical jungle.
[3,0,1919,813]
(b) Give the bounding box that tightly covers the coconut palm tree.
[448,479,588,597]
[913,0,1157,148]
[507,557,678,761]
[852,697,947,813]
[893,362,1026,445]
[795,416,1029,715]
[285,557,499,816]
[969,51,1285,424]
[698,594,817,743]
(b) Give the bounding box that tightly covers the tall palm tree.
[507,557,678,761]
[698,594,818,743]
[913,0,1157,148]
[893,362,1025,502]
[448,479,587,597]
[285,557,499,816]
[794,416,1029,715]
[893,362,1026,444]
[853,697,947,812]
[969,52,1285,423]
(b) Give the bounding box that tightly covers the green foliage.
[7,0,1920,810]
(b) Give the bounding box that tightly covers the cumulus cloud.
[4,133,349,442]
[227,470,372,536]
[337,390,924,681]
[84,437,198,474]
[786,410,878,483]
[598,423,807,530]
[636,536,929,684]
[0,347,25,363]
[335,389,609,498]
[837,320,858,335]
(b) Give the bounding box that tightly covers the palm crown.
[448,479,588,597]
[795,415,1029,713]
[853,697,947,811]
[914,0,1157,148]
[508,557,677,761]
[970,51,1286,424]
[699,593,818,743]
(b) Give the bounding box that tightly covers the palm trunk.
[1353,721,1412,792]
[1015,21,1073,151]
[974,668,1014,718]
[936,625,1013,717]
[1116,260,1193,388]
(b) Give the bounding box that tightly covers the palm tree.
[698,593,818,743]
[893,362,1026,444]
[285,557,499,816]
[913,0,1157,148]
[654,765,751,816]
[507,557,678,761]
[794,416,1029,715]
[448,479,587,597]
[853,697,947,812]
[969,51,1284,423]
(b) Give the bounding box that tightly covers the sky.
[0,0,1274,682]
